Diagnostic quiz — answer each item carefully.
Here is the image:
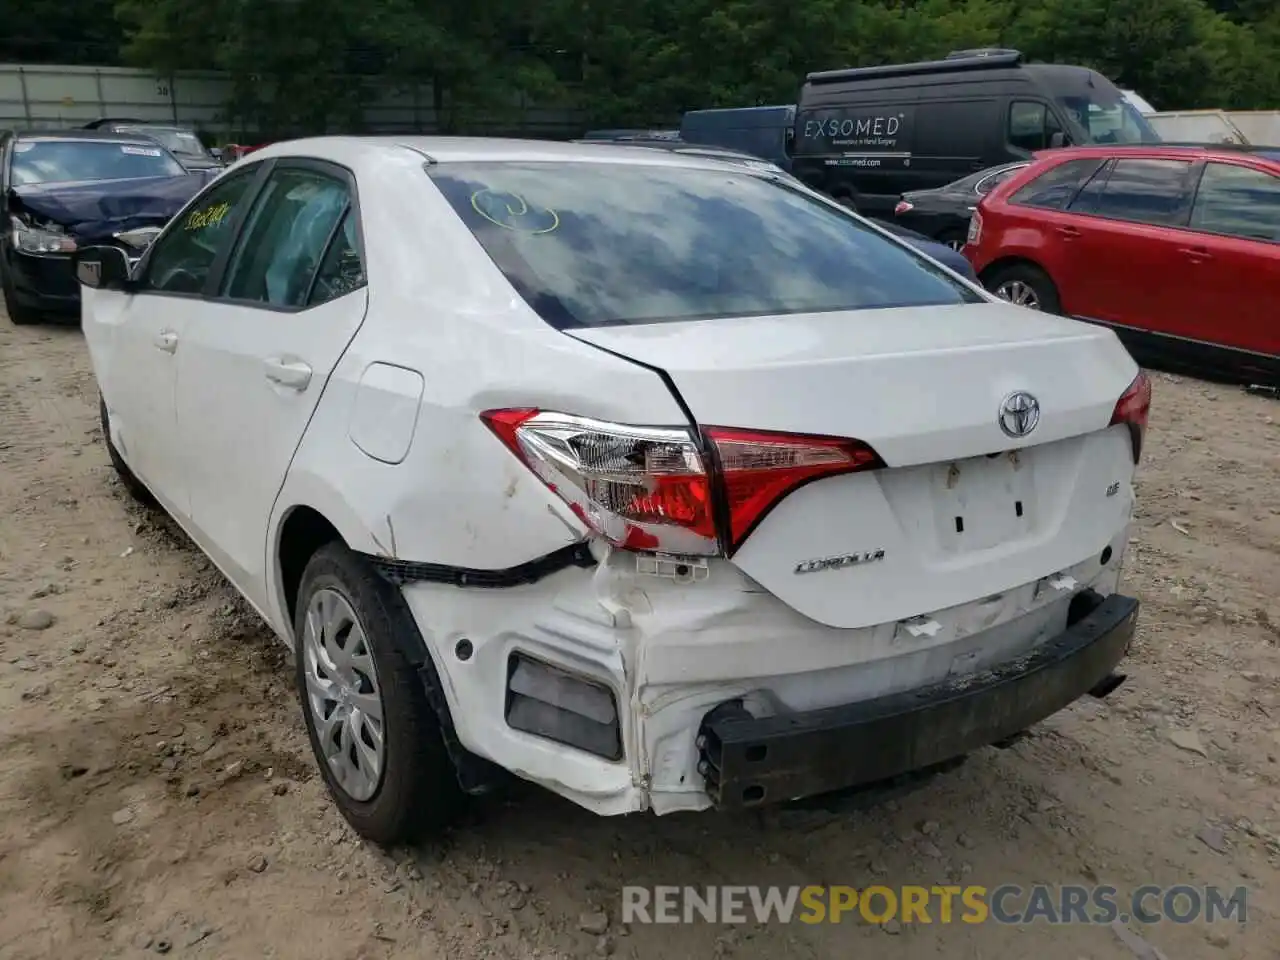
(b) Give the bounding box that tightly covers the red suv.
[965,144,1279,384]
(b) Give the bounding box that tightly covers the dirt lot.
[0,315,1277,960]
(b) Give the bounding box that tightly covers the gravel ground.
[0,315,1277,960]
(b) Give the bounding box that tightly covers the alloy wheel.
[995,279,1041,310]
[301,588,386,801]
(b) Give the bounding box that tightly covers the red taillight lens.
[481,410,883,556]
[481,409,718,554]
[705,427,883,552]
[894,200,913,215]
[1109,372,1152,463]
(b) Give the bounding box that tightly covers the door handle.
[1055,225,1081,239]
[1179,246,1212,262]
[153,330,178,353]
[263,357,313,390]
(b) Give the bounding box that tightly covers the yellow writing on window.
[185,201,231,231]
[470,189,559,234]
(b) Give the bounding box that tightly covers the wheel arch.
[977,255,1054,287]
[272,505,502,796]
[268,472,385,645]
[275,505,344,640]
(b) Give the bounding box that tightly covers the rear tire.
[99,395,155,506]
[984,263,1061,314]
[294,541,463,846]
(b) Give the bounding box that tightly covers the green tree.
[8,0,1264,133]
[0,0,123,64]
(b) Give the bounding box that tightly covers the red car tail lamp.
[703,426,883,551]
[1109,372,1152,463]
[481,410,884,556]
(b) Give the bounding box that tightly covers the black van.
[791,49,1161,215]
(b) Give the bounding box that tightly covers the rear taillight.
[1109,372,1152,463]
[894,200,913,215]
[704,427,882,551]
[481,410,883,556]
[966,211,982,244]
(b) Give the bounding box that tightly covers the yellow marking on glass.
[184,201,231,231]
[470,189,559,234]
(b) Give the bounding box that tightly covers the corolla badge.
[794,549,886,575]
[998,391,1040,438]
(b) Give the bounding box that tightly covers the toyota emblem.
[998,391,1040,438]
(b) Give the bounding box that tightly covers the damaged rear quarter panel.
[264,149,694,641]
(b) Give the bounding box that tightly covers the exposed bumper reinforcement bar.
[697,591,1139,809]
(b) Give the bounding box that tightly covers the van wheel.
[99,395,155,506]
[984,263,1061,314]
[295,542,464,846]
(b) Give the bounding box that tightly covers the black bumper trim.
[698,592,1139,809]
[365,541,595,588]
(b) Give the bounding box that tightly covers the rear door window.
[428,161,982,329]
[220,166,351,308]
[306,210,367,305]
[1008,158,1106,210]
[1078,158,1196,227]
[1190,162,1280,241]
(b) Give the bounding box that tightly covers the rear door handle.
[153,330,178,353]
[263,357,313,390]
[1179,246,1212,262]
[1055,225,1081,239]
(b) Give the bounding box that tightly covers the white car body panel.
[79,136,1144,819]
[85,286,192,516]
[173,291,369,615]
[567,303,1136,465]
[568,305,1139,628]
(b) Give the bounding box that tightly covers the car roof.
[13,128,171,144]
[105,122,191,131]
[1033,143,1280,164]
[574,138,773,162]
[245,135,771,171]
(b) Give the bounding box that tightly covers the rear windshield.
[10,139,186,185]
[113,125,210,159]
[428,161,981,328]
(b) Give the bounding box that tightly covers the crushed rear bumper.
[697,591,1138,808]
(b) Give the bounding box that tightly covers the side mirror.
[210,147,223,161]
[1049,131,1067,149]
[74,246,134,291]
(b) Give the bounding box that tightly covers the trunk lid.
[568,302,1139,628]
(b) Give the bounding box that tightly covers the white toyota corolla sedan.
[74,137,1147,845]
